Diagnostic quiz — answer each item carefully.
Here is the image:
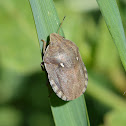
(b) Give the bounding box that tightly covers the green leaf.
[28,0,90,126]
[104,110,126,126]
[0,0,41,74]
[96,0,126,71]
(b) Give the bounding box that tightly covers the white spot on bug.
[85,80,88,86]
[85,73,88,79]
[57,22,58,25]
[50,80,55,85]
[50,80,58,90]
[82,82,88,93]
[84,66,87,71]
[82,87,87,94]
[76,57,79,61]
[44,64,47,68]
[53,85,58,93]
[60,63,64,67]
[57,91,63,98]
[62,95,67,101]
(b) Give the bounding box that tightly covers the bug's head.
[50,33,64,44]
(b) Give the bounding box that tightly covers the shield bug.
[41,17,88,101]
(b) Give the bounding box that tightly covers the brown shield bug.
[41,17,88,101]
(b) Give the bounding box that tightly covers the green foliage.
[29,0,89,126]
[97,0,126,71]
[0,0,126,126]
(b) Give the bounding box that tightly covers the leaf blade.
[29,0,90,126]
[96,0,126,70]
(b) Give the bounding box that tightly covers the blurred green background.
[0,0,126,126]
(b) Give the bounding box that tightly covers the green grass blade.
[28,0,90,126]
[50,94,89,126]
[96,0,126,70]
[29,0,64,52]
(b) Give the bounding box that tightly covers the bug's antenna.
[58,16,66,34]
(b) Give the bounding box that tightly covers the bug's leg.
[41,39,46,54]
[40,62,45,71]
[40,60,51,71]
[40,39,47,71]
